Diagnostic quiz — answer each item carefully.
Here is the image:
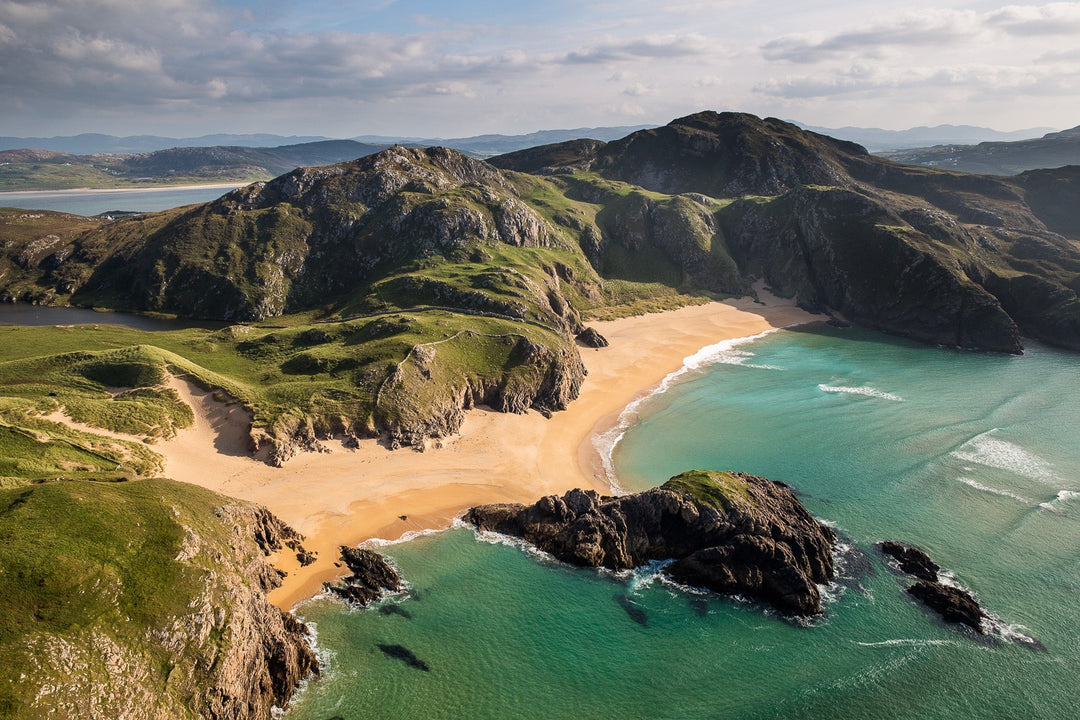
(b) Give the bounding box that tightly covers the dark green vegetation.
[881,125,1080,175]
[0,478,316,719]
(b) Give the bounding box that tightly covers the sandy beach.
[131,293,821,608]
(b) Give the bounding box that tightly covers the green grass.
[662,470,755,511]
[0,478,270,718]
[0,302,582,462]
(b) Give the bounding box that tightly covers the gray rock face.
[465,471,836,616]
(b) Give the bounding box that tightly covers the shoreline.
[0,182,247,198]
[146,292,822,609]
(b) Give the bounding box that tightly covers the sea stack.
[466,470,836,616]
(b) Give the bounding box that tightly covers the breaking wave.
[951,430,1055,481]
[817,384,904,402]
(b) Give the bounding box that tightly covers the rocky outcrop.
[2,480,318,720]
[465,470,836,616]
[878,540,1045,649]
[878,541,940,582]
[325,547,403,606]
[721,187,1025,353]
[576,326,609,348]
[877,541,988,633]
[907,581,986,631]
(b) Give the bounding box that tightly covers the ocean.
[284,325,1080,719]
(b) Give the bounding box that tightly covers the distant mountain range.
[878,126,1080,175]
[794,123,1058,152]
[0,126,655,158]
[3,121,1077,193]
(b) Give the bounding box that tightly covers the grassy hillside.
[0,478,315,719]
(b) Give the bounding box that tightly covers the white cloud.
[762,11,980,63]
[0,0,1077,137]
[986,2,1080,35]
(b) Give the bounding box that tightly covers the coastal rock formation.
[878,540,1045,649]
[494,111,1080,353]
[877,540,987,632]
[0,479,317,720]
[465,470,836,616]
[576,326,609,348]
[907,581,986,631]
[325,547,403,607]
[878,541,941,582]
[375,331,586,447]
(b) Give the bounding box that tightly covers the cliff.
[0,479,318,719]
[466,470,836,616]
[495,111,1080,353]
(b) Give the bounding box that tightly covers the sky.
[1,0,1079,138]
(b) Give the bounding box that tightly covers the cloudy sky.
[2,0,1079,138]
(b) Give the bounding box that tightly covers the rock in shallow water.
[325,547,402,606]
[907,581,986,631]
[877,541,940,582]
[465,470,836,617]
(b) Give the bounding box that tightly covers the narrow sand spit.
[98,293,820,608]
[0,182,244,198]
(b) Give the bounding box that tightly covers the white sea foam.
[593,327,783,491]
[625,559,675,594]
[951,430,1055,482]
[856,639,958,648]
[958,477,1033,504]
[1039,489,1080,512]
[361,525,449,548]
[817,384,904,402]
[474,529,557,563]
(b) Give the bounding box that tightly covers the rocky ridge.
[494,111,1080,353]
[466,470,836,616]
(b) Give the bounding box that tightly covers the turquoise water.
[0,185,239,215]
[286,326,1080,719]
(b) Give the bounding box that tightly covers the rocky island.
[466,470,836,617]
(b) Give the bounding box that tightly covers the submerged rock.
[466,470,836,616]
[325,547,402,607]
[613,594,649,626]
[377,643,430,671]
[378,604,414,620]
